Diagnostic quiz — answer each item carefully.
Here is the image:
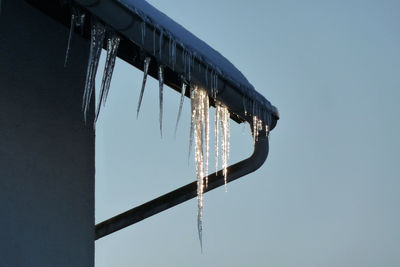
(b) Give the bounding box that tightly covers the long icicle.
[158,65,164,137]
[95,33,120,123]
[174,82,186,137]
[215,102,221,174]
[64,13,77,67]
[101,34,120,105]
[188,86,195,163]
[216,102,230,190]
[222,105,230,185]
[83,19,105,122]
[193,87,204,252]
[204,91,210,188]
[136,57,151,118]
[190,86,211,252]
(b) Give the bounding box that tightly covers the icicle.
[171,40,176,70]
[190,86,211,250]
[194,89,204,252]
[215,103,220,174]
[64,13,77,67]
[215,101,230,189]
[141,21,146,45]
[83,19,105,122]
[214,72,219,100]
[221,103,230,187]
[252,115,258,144]
[76,13,86,34]
[204,90,210,187]
[188,86,195,162]
[159,30,163,60]
[243,96,248,116]
[95,33,120,122]
[188,52,192,81]
[158,65,164,137]
[174,82,186,137]
[182,50,186,78]
[136,57,151,118]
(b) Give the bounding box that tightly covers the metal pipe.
[95,134,269,240]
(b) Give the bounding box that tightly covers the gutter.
[73,0,279,129]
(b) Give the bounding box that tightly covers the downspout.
[96,133,269,240]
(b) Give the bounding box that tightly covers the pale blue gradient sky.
[95,1,400,266]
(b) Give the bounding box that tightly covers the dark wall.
[0,1,94,266]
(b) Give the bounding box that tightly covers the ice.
[95,33,120,122]
[64,11,86,67]
[182,50,193,82]
[158,65,164,137]
[171,39,176,70]
[215,103,220,174]
[136,57,151,118]
[211,71,218,100]
[203,89,210,187]
[64,13,76,67]
[141,21,146,44]
[168,37,177,70]
[83,19,105,122]
[220,103,230,186]
[116,0,279,121]
[252,115,265,144]
[159,30,163,60]
[188,86,195,162]
[174,82,186,137]
[215,101,230,189]
[190,86,210,251]
[76,13,86,34]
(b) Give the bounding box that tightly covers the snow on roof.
[116,0,278,117]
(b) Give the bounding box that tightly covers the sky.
[94,1,400,266]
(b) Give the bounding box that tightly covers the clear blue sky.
[95,0,400,266]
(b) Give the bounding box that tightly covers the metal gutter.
[73,0,279,129]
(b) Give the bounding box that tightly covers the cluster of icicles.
[65,16,270,250]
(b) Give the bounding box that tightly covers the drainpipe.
[96,133,269,240]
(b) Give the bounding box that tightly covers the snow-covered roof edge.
[116,0,278,118]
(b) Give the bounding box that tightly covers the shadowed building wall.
[0,1,94,266]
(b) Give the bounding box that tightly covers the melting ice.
[190,86,210,251]
[215,101,230,188]
[141,21,146,45]
[64,13,77,67]
[83,19,105,122]
[174,82,186,137]
[158,65,164,137]
[64,11,86,67]
[136,57,151,118]
[95,33,120,122]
